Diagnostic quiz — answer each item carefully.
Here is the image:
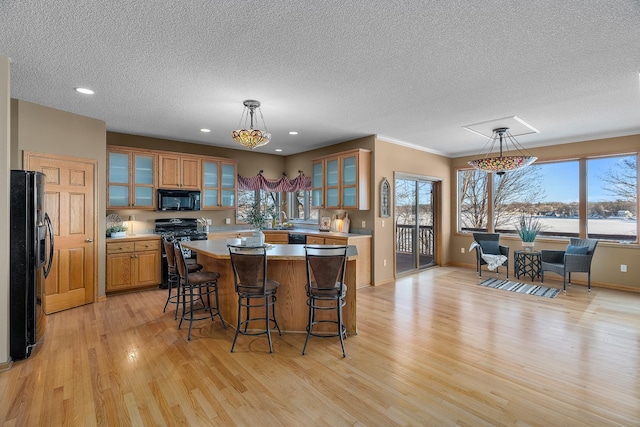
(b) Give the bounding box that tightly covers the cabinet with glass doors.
[201,159,237,209]
[107,147,156,209]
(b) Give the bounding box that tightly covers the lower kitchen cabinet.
[106,236,161,293]
[263,231,289,244]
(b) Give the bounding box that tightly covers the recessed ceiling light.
[75,87,94,95]
[275,148,283,152]
[200,128,211,133]
[289,131,298,135]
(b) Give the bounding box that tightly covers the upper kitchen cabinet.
[311,160,324,209]
[158,154,201,190]
[107,147,156,209]
[312,148,371,210]
[202,159,237,209]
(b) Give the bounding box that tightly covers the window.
[237,190,281,225]
[238,189,318,225]
[458,169,489,232]
[457,153,639,242]
[288,190,319,222]
[493,161,579,237]
[587,155,637,241]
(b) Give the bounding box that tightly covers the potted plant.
[515,213,542,251]
[107,224,128,238]
[242,202,275,245]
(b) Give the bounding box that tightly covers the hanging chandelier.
[231,99,271,149]
[468,127,537,176]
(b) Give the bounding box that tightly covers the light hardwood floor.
[1,266,639,426]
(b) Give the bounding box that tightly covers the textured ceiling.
[1,1,640,157]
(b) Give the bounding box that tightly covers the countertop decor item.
[515,214,542,241]
[107,224,128,238]
[127,215,136,236]
[242,201,275,245]
[231,99,271,149]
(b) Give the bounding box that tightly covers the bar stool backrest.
[228,245,268,294]
[174,242,189,282]
[163,238,176,273]
[305,245,348,291]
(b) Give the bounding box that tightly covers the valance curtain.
[237,171,311,192]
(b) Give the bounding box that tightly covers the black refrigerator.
[9,170,54,360]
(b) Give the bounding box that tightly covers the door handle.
[44,213,54,278]
[85,238,94,243]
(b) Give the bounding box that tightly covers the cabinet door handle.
[85,238,93,243]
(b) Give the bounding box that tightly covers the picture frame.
[320,216,331,231]
[380,177,390,218]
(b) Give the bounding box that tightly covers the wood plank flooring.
[1,266,639,426]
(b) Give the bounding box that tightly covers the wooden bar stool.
[228,244,282,353]
[162,238,203,320]
[174,242,225,340]
[302,245,348,357]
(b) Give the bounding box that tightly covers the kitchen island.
[181,239,359,333]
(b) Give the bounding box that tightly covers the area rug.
[478,278,561,299]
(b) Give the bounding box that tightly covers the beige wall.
[1,56,11,365]
[373,138,452,285]
[448,134,640,291]
[12,100,107,295]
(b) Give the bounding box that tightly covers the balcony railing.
[396,224,434,255]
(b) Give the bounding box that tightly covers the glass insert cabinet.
[202,160,236,209]
[311,148,371,210]
[107,146,237,210]
[107,149,155,209]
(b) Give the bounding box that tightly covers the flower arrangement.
[515,214,542,242]
[107,224,128,234]
[242,202,275,230]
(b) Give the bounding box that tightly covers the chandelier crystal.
[231,99,271,149]
[468,127,537,176]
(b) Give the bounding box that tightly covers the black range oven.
[154,218,207,288]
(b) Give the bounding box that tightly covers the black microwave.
[157,189,201,211]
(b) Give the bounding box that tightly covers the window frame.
[456,153,639,243]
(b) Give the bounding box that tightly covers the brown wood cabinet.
[201,159,237,209]
[158,154,201,189]
[311,148,371,210]
[106,237,161,293]
[263,231,289,244]
[108,146,239,209]
[107,147,156,209]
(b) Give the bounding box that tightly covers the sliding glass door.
[395,175,437,275]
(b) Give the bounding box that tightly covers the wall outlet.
[361,220,366,228]
[621,264,627,272]
[461,247,465,253]
[206,218,212,225]
[383,259,387,267]
[225,218,230,225]
[381,220,384,227]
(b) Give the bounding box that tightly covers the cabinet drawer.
[306,236,325,245]
[107,242,135,254]
[263,232,289,244]
[324,237,347,245]
[134,240,160,252]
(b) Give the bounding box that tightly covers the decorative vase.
[521,241,535,252]
[253,229,265,246]
[110,231,126,238]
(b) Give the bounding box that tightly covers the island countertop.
[181,239,359,260]
[181,239,358,334]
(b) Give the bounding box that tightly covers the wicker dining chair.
[472,232,509,278]
[541,238,598,292]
